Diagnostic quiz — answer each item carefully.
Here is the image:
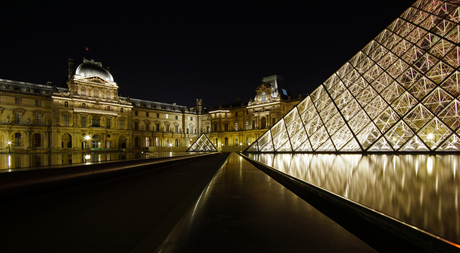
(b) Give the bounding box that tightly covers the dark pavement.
[0,153,230,253]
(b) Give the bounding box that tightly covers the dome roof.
[75,59,114,82]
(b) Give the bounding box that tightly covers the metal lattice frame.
[247,0,460,153]
[186,134,218,152]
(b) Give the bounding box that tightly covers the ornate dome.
[75,59,114,82]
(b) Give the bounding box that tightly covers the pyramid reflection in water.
[247,0,460,153]
[187,134,218,152]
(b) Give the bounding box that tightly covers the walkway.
[155,152,377,252]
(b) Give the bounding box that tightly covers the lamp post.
[84,135,91,149]
[7,141,11,153]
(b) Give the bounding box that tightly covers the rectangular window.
[224,124,228,131]
[106,118,111,129]
[35,100,40,106]
[120,120,125,129]
[15,97,21,104]
[246,122,249,130]
[252,120,255,129]
[175,125,178,133]
[273,118,276,126]
[35,114,41,125]
[81,116,86,127]
[92,118,100,127]
[156,124,160,131]
[146,112,149,117]
[14,113,21,124]
[175,115,178,120]
[165,125,170,132]
[135,111,138,116]
[235,112,238,116]
[190,117,193,121]
[64,115,69,126]
[235,123,238,131]
[166,114,169,119]
[156,113,159,118]
[134,121,139,130]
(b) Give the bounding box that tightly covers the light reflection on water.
[247,153,460,245]
[0,152,190,171]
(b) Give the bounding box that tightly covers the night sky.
[1,1,415,108]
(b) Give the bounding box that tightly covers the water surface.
[247,153,460,245]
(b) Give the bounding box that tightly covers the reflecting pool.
[247,153,460,245]
[0,152,194,172]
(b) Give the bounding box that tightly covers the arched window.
[92,134,101,148]
[261,117,267,129]
[82,103,86,108]
[62,133,72,148]
[64,101,69,107]
[14,133,21,146]
[262,92,266,101]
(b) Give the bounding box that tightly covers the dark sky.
[1,1,415,108]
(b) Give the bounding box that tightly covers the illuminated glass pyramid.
[187,134,218,152]
[247,0,460,153]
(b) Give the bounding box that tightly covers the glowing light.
[84,155,91,160]
[427,156,433,175]
[427,133,434,140]
[84,135,91,140]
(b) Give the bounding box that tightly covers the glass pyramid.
[187,134,218,152]
[247,0,460,153]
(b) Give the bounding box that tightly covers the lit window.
[14,113,21,124]
[64,115,69,126]
[35,114,41,125]
[262,92,266,101]
[246,122,249,130]
[166,114,169,119]
[235,123,238,131]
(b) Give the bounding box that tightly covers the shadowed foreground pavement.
[0,153,230,253]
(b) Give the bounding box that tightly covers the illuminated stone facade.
[0,59,206,152]
[248,0,460,153]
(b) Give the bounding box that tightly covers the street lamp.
[7,141,11,153]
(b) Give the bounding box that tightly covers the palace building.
[0,59,300,152]
[0,59,207,152]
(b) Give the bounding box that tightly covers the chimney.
[68,58,74,80]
